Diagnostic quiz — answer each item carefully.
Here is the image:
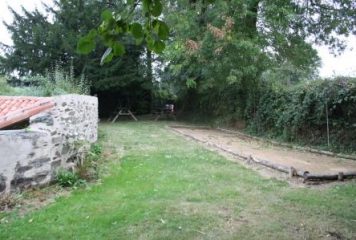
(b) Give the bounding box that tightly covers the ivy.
[249,77,356,152]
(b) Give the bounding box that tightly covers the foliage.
[55,169,82,188]
[1,7,52,76]
[90,144,103,156]
[249,77,356,152]
[77,0,173,61]
[77,143,103,181]
[150,0,356,142]
[1,65,90,96]
[23,65,90,96]
[1,0,147,96]
[56,142,104,187]
[1,1,153,117]
[0,76,17,95]
[1,0,102,76]
[80,0,356,62]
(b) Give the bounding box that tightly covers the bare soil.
[171,127,356,176]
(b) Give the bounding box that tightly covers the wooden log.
[303,171,356,181]
[289,167,297,178]
[296,170,309,178]
[338,172,344,181]
[169,125,212,130]
[251,156,290,173]
[303,173,338,181]
[344,171,356,178]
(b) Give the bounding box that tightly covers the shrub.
[0,76,27,96]
[56,143,103,187]
[248,77,356,152]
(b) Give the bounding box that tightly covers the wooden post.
[289,167,297,178]
[325,101,330,148]
[338,172,344,181]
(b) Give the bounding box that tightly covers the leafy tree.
[1,1,146,84]
[77,1,355,118]
[1,7,51,75]
[154,0,355,120]
[1,0,153,115]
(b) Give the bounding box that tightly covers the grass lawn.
[0,122,355,239]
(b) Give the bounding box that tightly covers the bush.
[56,143,103,187]
[248,77,356,152]
[0,76,27,96]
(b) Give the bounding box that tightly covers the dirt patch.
[171,126,356,184]
[0,194,20,211]
[0,186,71,218]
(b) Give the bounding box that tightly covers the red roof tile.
[0,96,54,129]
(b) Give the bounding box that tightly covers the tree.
[1,0,153,115]
[1,7,51,75]
[1,1,146,89]
[151,0,355,120]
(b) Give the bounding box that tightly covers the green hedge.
[249,77,356,152]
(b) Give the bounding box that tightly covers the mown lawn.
[0,122,355,239]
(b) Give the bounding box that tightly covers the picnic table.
[154,104,176,121]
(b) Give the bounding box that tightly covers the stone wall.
[0,95,98,194]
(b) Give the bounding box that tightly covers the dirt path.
[171,127,356,176]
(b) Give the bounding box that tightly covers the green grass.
[0,122,355,239]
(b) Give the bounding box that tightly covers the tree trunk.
[146,48,153,110]
[245,0,260,38]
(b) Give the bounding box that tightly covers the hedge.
[249,77,356,152]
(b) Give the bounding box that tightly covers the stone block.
[0,175,6,193]
[30,158,51,168]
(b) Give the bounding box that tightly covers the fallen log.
[169,125,212,130]
[303,171,356,181]
[250,156,290,174]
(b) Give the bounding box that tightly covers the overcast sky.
[1,0,355,78]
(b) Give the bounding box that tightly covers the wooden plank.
[111,110,121,123]
[128,110,138,121]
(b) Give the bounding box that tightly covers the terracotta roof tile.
[0,96,54,129]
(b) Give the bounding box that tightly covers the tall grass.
[0,64,90,96]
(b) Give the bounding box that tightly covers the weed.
[0,194,21,211]
[56,169,80,188]
[90,144,102,156]
[76,143,103,181]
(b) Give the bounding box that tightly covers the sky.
[0,0,355,78]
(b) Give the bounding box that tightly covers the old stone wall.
[0,95,98,194]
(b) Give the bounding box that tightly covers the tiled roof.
[0,96,54,129]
